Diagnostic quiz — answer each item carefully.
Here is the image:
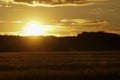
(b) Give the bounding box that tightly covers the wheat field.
[0,51,120,80]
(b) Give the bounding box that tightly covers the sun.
[23,21,48,36]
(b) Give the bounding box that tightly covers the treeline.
[0,31,120,52]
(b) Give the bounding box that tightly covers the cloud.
[40,19,112,36]
[0,20,23,23]
[0,0,107,7]
[87,0,108,1]
[56,19,110,27]
[14,0,88,4]
[13,0,92,7]
[0,19,119,36]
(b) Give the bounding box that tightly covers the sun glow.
[23,21,49,36]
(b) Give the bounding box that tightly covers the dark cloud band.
[14,0,87,4]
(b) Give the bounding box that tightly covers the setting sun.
[23,21,49,36]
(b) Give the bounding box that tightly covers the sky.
[0,0,120,36]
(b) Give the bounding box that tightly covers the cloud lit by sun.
[1,0,14,3]
[23,21,51,36]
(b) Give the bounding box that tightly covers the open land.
[0,51,120,80]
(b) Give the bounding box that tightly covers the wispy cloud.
[56,19,110,27]
[0,20,23,23]
[0,19,119,36]
[13,0,92,7]
[47,19,116,36]
[0,0,107,7]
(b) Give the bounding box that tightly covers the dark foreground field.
[0,51,120,80]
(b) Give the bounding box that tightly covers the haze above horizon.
[0,0,120,36]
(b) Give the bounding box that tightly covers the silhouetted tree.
[0,31,120,52]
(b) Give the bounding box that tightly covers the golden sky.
[0,0,120,36]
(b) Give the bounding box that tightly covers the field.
[0,51,120,80]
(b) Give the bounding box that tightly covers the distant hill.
[0,31,120,52]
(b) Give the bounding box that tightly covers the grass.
[0,51,120,80]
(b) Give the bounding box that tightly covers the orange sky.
[0,0,120,36]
